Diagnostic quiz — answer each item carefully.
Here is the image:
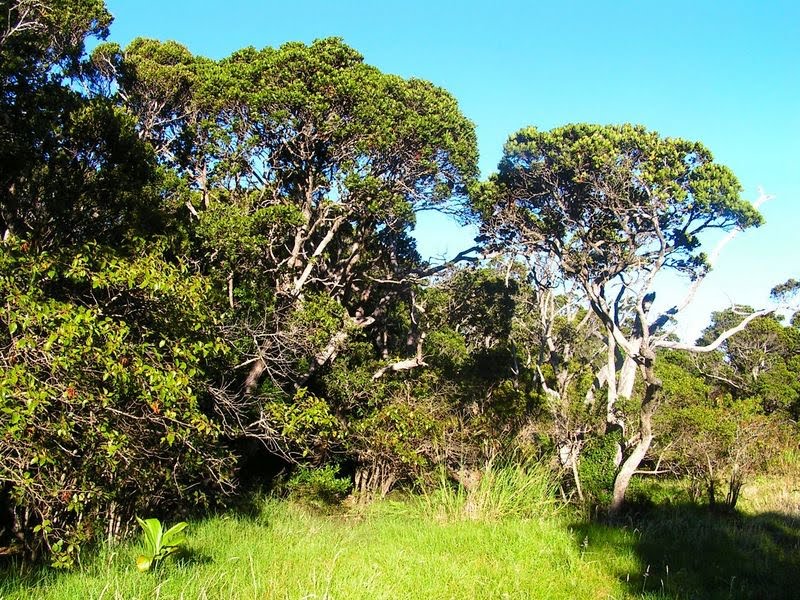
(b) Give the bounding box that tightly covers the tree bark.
[243,358,267,396]
[609,352,660,515]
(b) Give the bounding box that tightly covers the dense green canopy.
[481,124,762,284]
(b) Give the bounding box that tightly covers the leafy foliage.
[0,240,235,564]
[655,347,797,510]
[479,123,767,512]
[134,517,188,571]
[1,0,795,569]
[284,466,351,509]
[1,1,163,250]
[482,123,761,284]
[695,309,800,417]
[577,432,621,506]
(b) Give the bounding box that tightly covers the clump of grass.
[739,471,800,516]
[416,460,559,522]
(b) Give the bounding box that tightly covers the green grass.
[1,470,798,599]
[739,464,800,516]
[413,460,559,522]
[0,498,625,599]
[574,505,800,600]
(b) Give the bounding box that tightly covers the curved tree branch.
[655,308,775,353]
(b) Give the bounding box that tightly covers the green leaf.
[135,555,152,572]
[161,521,188,549]
[136,517,163,556]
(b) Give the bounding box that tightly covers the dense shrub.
[0,242,236,565]
[284,466,352,509]
[578,432,621,507]
[659,400,791,510]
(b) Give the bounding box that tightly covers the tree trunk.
[708,478,717,507]
[609,428,652,514]
[618,351,639,400]
[243,358,267,396]
[706,455,717,507]
[725,467,743,510]
[354,461,397,502]
[570,448,585,503]
[609,353,661,515]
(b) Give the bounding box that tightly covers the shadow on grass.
[174,547,214,567]
[572,503,800,599]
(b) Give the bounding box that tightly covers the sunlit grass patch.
[413,460,559,523]
[0,496,622,600]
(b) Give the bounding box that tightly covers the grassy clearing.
[739,459,800,516]
[1,469,798,599]
[0,498,625,599]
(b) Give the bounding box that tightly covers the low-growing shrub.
[284,466,352,508]
[578,432,620,507]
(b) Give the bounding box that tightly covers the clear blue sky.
[105,0,799,340]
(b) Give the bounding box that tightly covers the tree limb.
[653,189,773,334]
[655,308,775,352]
[420,245,481,277]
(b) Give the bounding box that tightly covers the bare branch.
[292,215,345,295]
[656,308,775,352]
[372,355,427,380]
[654,189,773,333]
[420,245,481,277]
[535,365,561,400]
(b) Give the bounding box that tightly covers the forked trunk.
[609,354,661,515]
[609,424,652,514]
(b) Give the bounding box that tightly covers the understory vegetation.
[0,1,798,595]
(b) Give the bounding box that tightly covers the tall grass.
[739,448,800,515]
[415,460,559,522]
[1,472,797,599]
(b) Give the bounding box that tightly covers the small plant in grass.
[134,517,188,572]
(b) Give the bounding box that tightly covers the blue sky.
[105,0,799,339]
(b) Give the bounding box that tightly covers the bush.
[658,399,792,510]
[578,432,620,507]
[0,242,236,566]
[285,466,352,508]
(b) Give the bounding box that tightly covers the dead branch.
[656,308,775,353]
